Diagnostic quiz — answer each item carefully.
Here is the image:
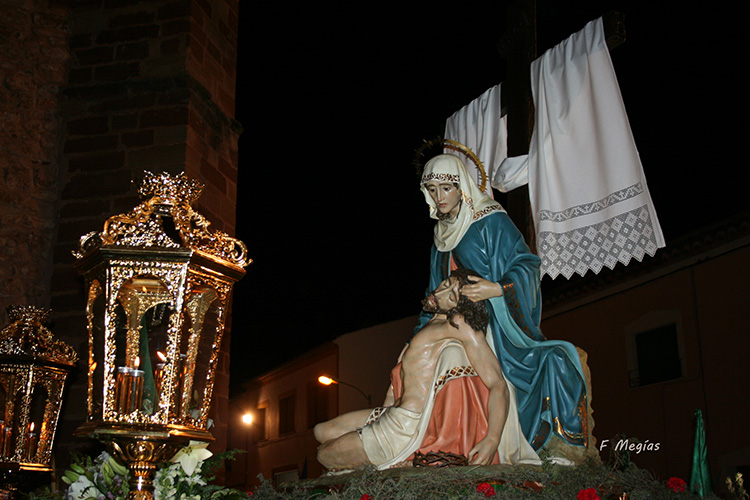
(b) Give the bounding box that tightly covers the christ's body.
[314,270,509,469]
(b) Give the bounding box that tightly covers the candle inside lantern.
[0,420,5,457]
[26,422,38,462]
[116,366,132,413]
[154,351,167,397]
[1,421,11,457]
[131,357,144,412]
[115,357,145,414]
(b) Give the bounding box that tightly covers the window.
[278,392,295,435]
[629,323,683,387]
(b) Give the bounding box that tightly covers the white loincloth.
[359,339,540,469]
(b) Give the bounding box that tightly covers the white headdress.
[420,154,504,252]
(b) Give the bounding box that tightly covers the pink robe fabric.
[390,362,500,464]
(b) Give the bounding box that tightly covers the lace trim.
[364,406,386,426]
[539,205,661,279]
[422,172,460,184]
[433,365,477,396]
[539,182,643,222]
[473,204,503,220]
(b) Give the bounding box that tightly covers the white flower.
[170,440,212,476]
[66,475,97,500]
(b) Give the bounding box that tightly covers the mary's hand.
[460,277,503,302]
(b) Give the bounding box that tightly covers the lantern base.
[106,435,180,500]
[0,463,53,498]
[75,422,213,500]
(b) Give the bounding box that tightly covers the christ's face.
[424,181,461,218]
[422,276,461,312]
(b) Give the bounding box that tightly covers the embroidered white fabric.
[444,84,509,196]
[528,17,665,279]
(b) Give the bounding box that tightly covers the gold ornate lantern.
[0,306,77,483]
[73,172,249,499]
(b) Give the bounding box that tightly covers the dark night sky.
[229,3,744,390]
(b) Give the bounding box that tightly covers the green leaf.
[63,470,80,484]
[109,456,129,476]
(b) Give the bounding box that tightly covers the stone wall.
[0,0,70,326]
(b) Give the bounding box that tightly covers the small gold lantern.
[73,172,249,499]
[0,306,77,478]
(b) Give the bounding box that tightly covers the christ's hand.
[468,436,499,465]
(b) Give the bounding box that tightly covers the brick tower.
[0,0,242,478]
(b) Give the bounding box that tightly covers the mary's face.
[424,181,461,218]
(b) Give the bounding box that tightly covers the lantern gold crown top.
[138,170,204,206]
[0,305,78,366]
[74,171,250,268]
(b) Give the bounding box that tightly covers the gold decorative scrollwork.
[73,171,250,268]
[0,306,78,366]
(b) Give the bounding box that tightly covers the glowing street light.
[241,413,253,425]
[317,375,372,407]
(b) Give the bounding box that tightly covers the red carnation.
[577,487,601,500]
[667,477,687,493]
[359,494,373,500]
[476,482,496,497]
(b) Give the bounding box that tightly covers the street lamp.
[317,375,372,407]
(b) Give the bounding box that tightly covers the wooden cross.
[495,0,625,253]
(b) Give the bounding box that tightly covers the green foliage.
[249,461,724,500]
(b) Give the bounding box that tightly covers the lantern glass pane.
[0,382,8,457]
[175,314,191,420]
[178,286,219,427]
[89,283,105,418]
[113,277,173,416]
[141,304,171,415]
[27,385,46,462]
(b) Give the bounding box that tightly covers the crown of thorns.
[412,138,488,193]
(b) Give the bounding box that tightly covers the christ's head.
[422,268,490,333]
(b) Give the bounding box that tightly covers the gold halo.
[413,138,488,193]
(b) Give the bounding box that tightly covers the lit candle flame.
[90,361,97,372]
[29,422,34,432]
[134,356,140,369]
[157,351,167,362]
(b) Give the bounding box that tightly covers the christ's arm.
[454,316,509,465]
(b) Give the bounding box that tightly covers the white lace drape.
[528,17,665,279]
[442,17,665,280]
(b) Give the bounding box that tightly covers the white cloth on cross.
[444,84,520,196]
[528,17,665,279]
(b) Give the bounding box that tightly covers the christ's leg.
[317,430,371,470]
[313,408,372,444]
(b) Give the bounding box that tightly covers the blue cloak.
[415,211,588,449]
